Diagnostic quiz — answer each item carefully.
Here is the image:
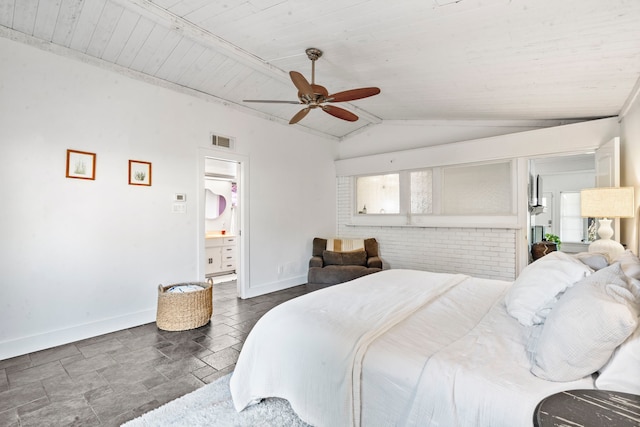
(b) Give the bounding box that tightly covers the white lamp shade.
[580,187,635,218]
[580,187,635,260]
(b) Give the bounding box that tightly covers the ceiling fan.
[243,48,380,124]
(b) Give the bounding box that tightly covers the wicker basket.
[156,282,213,331]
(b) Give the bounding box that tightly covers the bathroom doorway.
[198,148,249,298]
[205,158,238,282]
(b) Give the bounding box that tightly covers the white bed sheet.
[359,276,514,426]
[231,269,467,426]
[404,297,594,426]
[231,269,595,427]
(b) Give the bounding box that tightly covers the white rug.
[122,373,310,426]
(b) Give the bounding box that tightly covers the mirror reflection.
[205,189,227,219]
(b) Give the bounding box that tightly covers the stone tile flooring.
[0,281,311,426]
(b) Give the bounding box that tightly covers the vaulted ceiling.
[1,0,639,140]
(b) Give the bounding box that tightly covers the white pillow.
[505,251,592,326]
[530,263,640,382]
[596,325,640,394]
[613,250,640,280]
[573,252,609,271]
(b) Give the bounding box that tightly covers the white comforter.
[230,269,593,427]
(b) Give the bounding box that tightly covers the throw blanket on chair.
[327,238,365,252]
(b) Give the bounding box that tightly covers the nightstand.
[533,389,640,427]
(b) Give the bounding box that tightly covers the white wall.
[339,119,582,159]
[0,37,337,360]
[337,118,619,174]
[620,91,640,254]
[335,119,620,280]
[337,177,517,282]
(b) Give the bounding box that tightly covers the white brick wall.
[336,177,516,281]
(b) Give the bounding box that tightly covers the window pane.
[356,174,399,214]
[560,191,586,243]
[442,162,512,214]
[410,170,433,214]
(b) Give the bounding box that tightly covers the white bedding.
[230,269,594,427]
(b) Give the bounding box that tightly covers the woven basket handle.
[158,284,165,293]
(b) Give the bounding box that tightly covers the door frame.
[523,140,620,267]
[198,147,250,299]
[594,137,621,240]
[522,152,597,272]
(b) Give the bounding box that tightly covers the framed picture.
[129,160,152,186]
[66,149,96,180]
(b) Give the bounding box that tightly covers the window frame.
[355,172,401,215]
[349,159,519,228]
[559,190,588,243]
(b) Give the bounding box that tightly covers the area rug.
[122,373,310,426]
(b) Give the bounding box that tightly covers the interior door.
[594,137,621,239]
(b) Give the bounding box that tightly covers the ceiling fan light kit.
[243,48,380,124]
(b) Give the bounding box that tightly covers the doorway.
[527,137,621,260]
[198,148,249,299]
[528,153,595,255]
[204,158,238,284]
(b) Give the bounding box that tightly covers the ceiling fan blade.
[321,105,358,122]
[327,87,381,103]
[289,107,311,124]
[243,99,301,104]
[289,71,314,99]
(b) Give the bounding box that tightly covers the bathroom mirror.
[205,189,227,219]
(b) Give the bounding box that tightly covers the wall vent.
[211,133,233,149]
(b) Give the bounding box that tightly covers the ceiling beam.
[111,0,292,84]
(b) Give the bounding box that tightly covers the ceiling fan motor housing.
[305,47,322,61]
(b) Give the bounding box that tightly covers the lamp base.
[588,238,624,261]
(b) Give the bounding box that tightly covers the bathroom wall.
[204,179,234,234]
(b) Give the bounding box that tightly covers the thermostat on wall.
[172,203,186,214]
[174,193,186,202]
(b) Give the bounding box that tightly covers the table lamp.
[580,187,635,259]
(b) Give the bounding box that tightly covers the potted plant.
[544,233,561,250]
[531,233,561,261]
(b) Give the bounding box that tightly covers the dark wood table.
[534,389,640,427]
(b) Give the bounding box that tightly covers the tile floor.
[0,281,311,426]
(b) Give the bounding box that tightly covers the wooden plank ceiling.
[1,0,639,140]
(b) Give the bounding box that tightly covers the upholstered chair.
[307,237,382,290]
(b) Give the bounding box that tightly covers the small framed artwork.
[129,160,152,186]
[66,149,96,180]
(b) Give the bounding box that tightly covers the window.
[352,160,516,224]
[410,170,433,214]
[442,162,512,215]
[356,174,400,214]
[560,191,587,242]
[356,170,434,215]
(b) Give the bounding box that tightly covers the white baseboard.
[1,277,308,359]
[0,309,156,361]
[242,275,307,299]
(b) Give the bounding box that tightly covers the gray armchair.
[307,237,382,290]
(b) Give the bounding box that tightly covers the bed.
[230,250,640,427]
